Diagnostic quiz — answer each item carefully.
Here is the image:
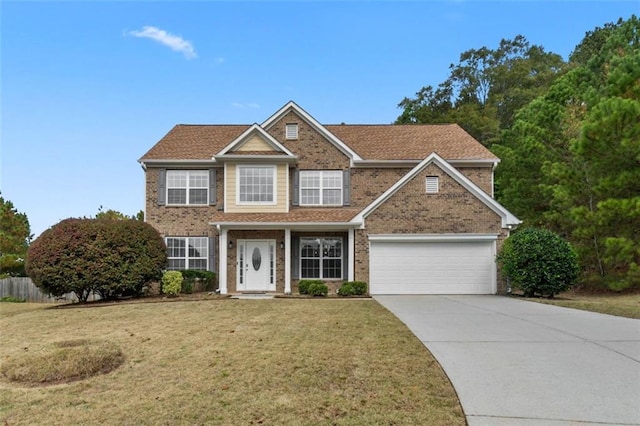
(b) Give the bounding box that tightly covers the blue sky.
[2,1,638,238]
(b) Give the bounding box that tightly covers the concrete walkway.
[374,295,640,425]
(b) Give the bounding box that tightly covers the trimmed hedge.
[307,282,328,297]
[178,270,215,293]
[162,271,183,296]
[338,281,368,296]
[298,280,324,295]
[497,227,579,298]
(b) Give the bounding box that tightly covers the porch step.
[231,293,275,300]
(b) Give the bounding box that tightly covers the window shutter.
[209,169,217,205]
[292,169,300,206]
[157,169,167,206]
[208,237,215,272]
[342,169,351,206]
[342,237,348,280]
[292,236,300,279]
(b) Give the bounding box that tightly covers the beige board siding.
[225,163,288,213]
[237,135,275,152]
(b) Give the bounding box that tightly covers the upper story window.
[167,170,209,205]
[166,237,208,270]
[285,123,298,140]
[426,176,439,194]
[238,165,276,204]
[300,170,342,206]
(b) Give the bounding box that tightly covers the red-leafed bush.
[26,218,166,302]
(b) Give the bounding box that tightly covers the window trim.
[166,170,209,206]
[299,237,343,280]
[166,236,209,271]
[236,165,277,205]
[299,170,343,206]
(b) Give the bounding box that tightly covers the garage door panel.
[369,241,495,295]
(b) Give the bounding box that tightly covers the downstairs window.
[166,237,208,270]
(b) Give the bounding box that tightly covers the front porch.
[215,225,356,295]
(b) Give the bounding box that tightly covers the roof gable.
[216,124,295,157]
[353,152,520,228]
[262,101,363,162]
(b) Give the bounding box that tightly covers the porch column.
[218,227,228,294]
[348,228,355,281]
[284,228,291,294]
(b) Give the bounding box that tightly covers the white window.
[300,170,342,206]
[166,237,208,270]
[238,166,276,204]
[285,123,298,140]
[426,176,439,194]
[167,170,208,205]
[300,237,342,279]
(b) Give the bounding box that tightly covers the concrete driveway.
[374,295,640,426]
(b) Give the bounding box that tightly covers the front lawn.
[0,299,464,425]
[526,292,640,319]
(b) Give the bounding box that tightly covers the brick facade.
[353,163,509,292]
[267,111,351,170]
[141,104,516,295]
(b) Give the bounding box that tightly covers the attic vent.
[285,123,298,140]
[426,176,439,194]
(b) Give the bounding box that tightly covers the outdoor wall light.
[228,240,233,249]
[280,241,285,249]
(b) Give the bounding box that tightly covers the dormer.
[214,124,297,214]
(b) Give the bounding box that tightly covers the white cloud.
[129,26,197,59]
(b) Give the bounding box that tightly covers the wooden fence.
[0,277,100,303]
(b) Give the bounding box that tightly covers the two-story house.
[139,101,520,295]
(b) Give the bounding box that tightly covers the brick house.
[139,101,520,295]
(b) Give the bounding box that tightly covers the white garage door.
[369,239,496,294]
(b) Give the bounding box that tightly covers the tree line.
[397,16,639,290]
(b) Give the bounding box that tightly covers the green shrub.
[26,218,166,302]
[162,271,183,296]
[179,270,216,292]
[307,282,328,297]
[0,296,26,303]
[337,282,355,296]
[298,279,324,295]
[181,279,193,294]
[348,281,368,295]
[497,227,579,298]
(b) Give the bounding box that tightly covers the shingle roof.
[210,208,361,224]
[325,124,497,161]
[140,125,248,160]
[139,123,497,162]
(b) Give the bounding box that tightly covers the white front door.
[238,240,275,292]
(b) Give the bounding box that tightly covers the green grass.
[526,292,640,319]
[0,299,464,425]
